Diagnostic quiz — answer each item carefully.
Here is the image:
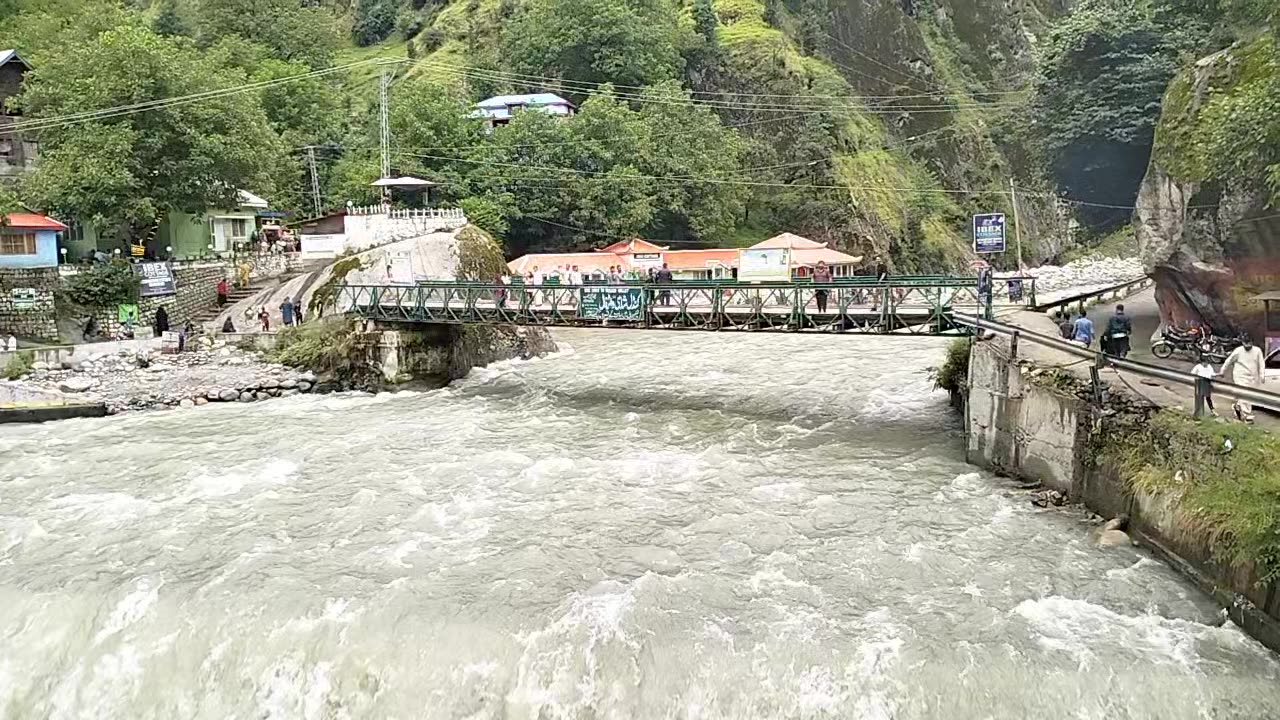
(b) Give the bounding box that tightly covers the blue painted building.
[0,213,66,268]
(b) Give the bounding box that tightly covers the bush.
[270,321,364,376]
[418,27,446,53]
[3,350,33,380]
[353,0,398,46]
[61,260,140,308]
[1105,410,1280,584]
[934,338,971,393]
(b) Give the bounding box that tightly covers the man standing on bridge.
[1221,335,1265,423]
[812,261,833,313]
[655,263,674,305]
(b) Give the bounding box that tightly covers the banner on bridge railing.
[579,287,644,321]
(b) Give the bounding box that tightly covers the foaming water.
[1,328,1278,719]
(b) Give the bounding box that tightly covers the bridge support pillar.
[365,325,453,385]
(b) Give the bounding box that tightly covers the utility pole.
[1009,177,1024,270]
[305,146,323,218]
[379,67,391,202]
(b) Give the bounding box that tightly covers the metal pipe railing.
[951,312,1280,413]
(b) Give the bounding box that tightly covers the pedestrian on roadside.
[258,306,270,332]
[1104,304,1133,358]
[1072,312,1095,347]
[1221,335,1265,423]
[655,263,674,306]
[216,277,229,308]
[1057,312,1074,340]
[153,306,170,337]
[812,261,833,313]
[1191,358,1219,418]
[280,296,295,327]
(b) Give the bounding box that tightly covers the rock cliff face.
[1135,45,1280,336]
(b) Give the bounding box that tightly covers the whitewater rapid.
[1,329,1278,719]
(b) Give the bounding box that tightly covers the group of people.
[1057,305,1133,357]
[1058,304,1268,424]
[1193,338,1266,423]
[247,296,304,332]
[497,263,679,306]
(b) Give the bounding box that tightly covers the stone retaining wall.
[0,267,59,342]
[87,264,228,338]
[964,337,1280,653]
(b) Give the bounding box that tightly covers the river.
[2,329,1278,719]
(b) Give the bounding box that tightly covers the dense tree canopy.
[19,24,282,241]
[502,0,686,91]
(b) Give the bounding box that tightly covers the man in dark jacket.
[654,263,674,305]
[153,306,170,337]
[1104,304,1133,357]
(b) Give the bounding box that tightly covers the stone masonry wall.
[0,267,60,342]
[86,264,229,338]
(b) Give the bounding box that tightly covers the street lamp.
[59,247,67,265]
[207,243,214,258]
[165,245,173,261]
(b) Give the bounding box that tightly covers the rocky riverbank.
[3,338,318,414]
[1012,254,1147,296]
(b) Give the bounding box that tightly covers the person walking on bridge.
[812,261,833,313]
[1104,304,1133,358]
[1072,312,1095,347]
[1221,335,1265,423]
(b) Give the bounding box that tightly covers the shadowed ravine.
[1,329,1279,719]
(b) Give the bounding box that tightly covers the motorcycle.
[1151,326,1235,363]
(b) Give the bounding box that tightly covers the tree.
[353,0,398,47]
[152,0,186,37]
[502,0,685,90]
[195,0,341,69]
[20,25,282,243]
[693,0,717,46]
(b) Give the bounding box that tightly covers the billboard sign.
[973,213,1007,254]
[135,262,177,297]
[631,252,663,268]
[738,248,791,282]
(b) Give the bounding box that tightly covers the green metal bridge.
[338,276,1027,335]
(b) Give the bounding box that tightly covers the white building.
[471,93,575,130]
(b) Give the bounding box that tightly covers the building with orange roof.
[0,212,67,268]
[507,233,863,280]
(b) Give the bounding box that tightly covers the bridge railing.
[338,279,995,334]
[951,312,1280,413]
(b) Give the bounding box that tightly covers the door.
[211,218,229,252]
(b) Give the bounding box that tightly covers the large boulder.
[58,377,96,393]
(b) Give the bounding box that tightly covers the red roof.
[597,238,669,254]
[5,213,68,231]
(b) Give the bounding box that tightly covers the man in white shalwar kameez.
[1221,336,1266,423]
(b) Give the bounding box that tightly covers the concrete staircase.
[188,284,264,326]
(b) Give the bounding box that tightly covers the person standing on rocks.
[280,297,295,328]
[1221,335,1265,423]
[258,307,270,332]
[216,277,228,308]
[153,306,170,338]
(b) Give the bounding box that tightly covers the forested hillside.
[0,0,1274,272]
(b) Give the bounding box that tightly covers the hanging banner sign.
[135,262,177,297]
[973,213,1007,254]
[1007,278,1024,302]
[738,248,791,282]
[579,287,644,320]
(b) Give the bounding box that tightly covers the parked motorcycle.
[1151,326,1235,363]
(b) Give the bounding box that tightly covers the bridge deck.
[340,281,1005,335]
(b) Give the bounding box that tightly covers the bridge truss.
[339,280,1000,335]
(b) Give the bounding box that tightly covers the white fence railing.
[346,205,467,221]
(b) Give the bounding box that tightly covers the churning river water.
[2,329,1279,719]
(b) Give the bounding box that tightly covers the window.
[230,218,248,240]
[0,231,36,255]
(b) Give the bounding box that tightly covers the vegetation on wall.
[59,260,140,309]
[3,350,33,380]
[1104,410,1280,584]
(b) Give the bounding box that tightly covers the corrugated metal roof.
[0,50,30,70]
[475,93,573,109]
[5,213,68,231]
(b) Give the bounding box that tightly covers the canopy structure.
[370,176,437,188]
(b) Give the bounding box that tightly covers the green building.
[60,190,270,261]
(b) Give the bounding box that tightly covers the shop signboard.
[973,213,1007,254]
